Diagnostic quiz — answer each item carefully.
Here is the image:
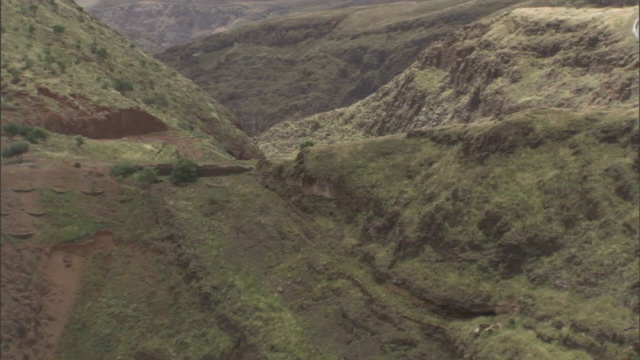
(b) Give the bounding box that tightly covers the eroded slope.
[257,6,640,158]
[157,0,540,134]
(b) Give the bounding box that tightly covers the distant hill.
[0,0,262,160]
[76,0,416,52]
[257,5,640,158]
[157,0,542,135]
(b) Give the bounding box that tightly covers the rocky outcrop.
[158,0,534,135]
[257,6,640,158]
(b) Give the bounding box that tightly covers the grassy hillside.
[0,0,262,161]
[257,5,640,158]
[157,0,541,135]
[259,106,640,359]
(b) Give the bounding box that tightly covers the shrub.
[133,167,159,184]
[109,163,137,178]
[22,126,49,143]
[1,141,30,160]
[2,122,24,139]
[142,94,169,107]
[300,140,315,149]
[95,47,107,59]
[113,78,133,92]
[75,135,84,147]
[52,24,65,34]
[170,158,198,185]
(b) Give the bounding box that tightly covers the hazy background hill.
[75,0,416,52]
[157,0,545,135]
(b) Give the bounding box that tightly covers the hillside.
[1,1,638,360]
[77,0,416,53]
[257,105,640,360]
[257,5,640,158]
[0,0,262,161]
[157,0,543,135]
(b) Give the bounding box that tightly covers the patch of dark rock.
[133,350,169,360]
[11,187,35,193]
[26,210,46,217]
[9,231,35,239]
[402,282,496,318]
[477,210,511,240]
[136,164,253,177]
[81,189,104,196]
[591,119,636,145]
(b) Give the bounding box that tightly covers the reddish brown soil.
[0,229,121,360]
[1,157,127,360]
[3,87,168,139]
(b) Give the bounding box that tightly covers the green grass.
[262,107,639,358]
[0,0,260,161]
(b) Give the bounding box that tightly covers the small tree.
[170,158,198,185]
[300,140,315,149]
[1,141,30,161]
[75,135,84,148]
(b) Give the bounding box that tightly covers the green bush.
[113,78,133,92]
[2,122,24,139]
[52,24,65,34]
[2,123,48,143]
[300,140,315,149]
[133,167,159,184]
[109,163,137,178]
[170,158,198,185]
[1,141,30,160]
[22,126,49,143]
[95,47,108,59]
[75,135,84,147]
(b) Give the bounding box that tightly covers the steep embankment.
[259,106,640,359]
[0,0,261,160]
[157,0,541,134]
[257,6,640,158]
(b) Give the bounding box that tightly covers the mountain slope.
[258,106,640,359]
[257,5,640,158]
[78,0,419,53]
[0,0,262,160]
[157,0,542,135]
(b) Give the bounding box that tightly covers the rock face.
[257,5,640,157]
[157,0,538,135]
